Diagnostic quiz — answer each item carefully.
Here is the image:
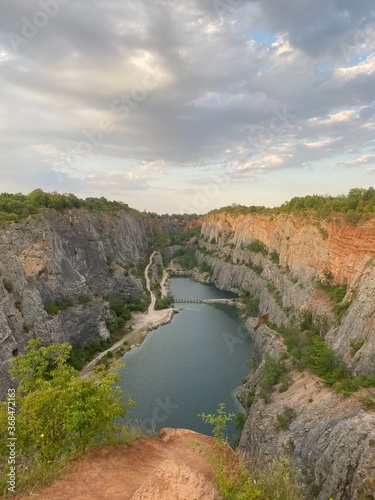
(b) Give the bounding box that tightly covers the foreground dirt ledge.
[16,429,223,500]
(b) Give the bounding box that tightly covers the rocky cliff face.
[0,208,162,397]
[197,211,375,499]
[198,211,375,373]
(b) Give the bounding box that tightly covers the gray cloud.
[0,0,374,211]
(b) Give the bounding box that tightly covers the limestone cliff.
[0,208,175,397]
[198,211,375,373]
[196,210,375,499]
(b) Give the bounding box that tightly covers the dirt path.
[16,429,222,500]
[145,251,157,313]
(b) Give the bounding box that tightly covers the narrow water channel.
[117,277,254,442]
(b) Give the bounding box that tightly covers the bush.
[3,279,13,293]
[275,406,297,430]
[173,247,198,269]
[44,299,73,316]
[0,339,131,494]
[259,356,290,403]
[248,240,268,256]
[200,262,213,275]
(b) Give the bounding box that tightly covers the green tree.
[0,339,130,468]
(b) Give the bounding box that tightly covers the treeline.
[0,189,145,225]
[208,187,375,220]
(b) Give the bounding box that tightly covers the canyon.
[1,204,375,498]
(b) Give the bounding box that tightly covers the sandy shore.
[81,307,178,377]
[82,252,178,377]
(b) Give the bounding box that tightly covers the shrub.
[44,299,73,316]
[248,239,268,256]
[275,406,297,430]
[259,356,290,403]
[270,250,280,264]
[0,339,131,494]
[3,279,13,293]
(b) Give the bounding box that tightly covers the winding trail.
[145,251,157,313]
[81,252,174,377]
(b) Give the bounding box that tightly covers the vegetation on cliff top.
[207,187,375,220]
[0,188,197,226]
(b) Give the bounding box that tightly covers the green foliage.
[199,402,235,442]
[241,292,260,317]
[275,406,297,431]
[235,412,246,431]
[173,247,198,269]
[246,260,263,276]
[78,294,91,304]
[68,338,112,371]
[269,313,375,393]
[2,279,13,293]
[259,356,291,403]
[44,299,73,316]
[198,403,304,500]
[248,239,268,256]
[318,282,347,302]
[0,339,129,485]
[0,189,147,227]
[350,339,365,357]
[200,262,213,275]
[246,392,256,409]
[207,188,375,220]
[154,294,174,310]
[270,250,280,264]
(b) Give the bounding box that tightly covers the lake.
[117,277,254,442]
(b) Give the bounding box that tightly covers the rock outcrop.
[198,211,375,373]
[197,211,375,500]
[0,208,172,397]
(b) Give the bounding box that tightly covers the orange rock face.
[202,212,375,287]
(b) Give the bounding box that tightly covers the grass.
[197,403,305,500]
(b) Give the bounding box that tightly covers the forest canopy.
[0,189,156,226]
[208,187,375,220]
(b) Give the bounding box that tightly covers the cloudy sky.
[1,0,375,213]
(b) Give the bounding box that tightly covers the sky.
[1,0,375,214]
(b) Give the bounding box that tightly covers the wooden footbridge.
[173,298,204,303]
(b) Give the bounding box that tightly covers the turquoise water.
[117,277,254,442]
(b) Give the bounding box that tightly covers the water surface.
[117,277,254,441]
